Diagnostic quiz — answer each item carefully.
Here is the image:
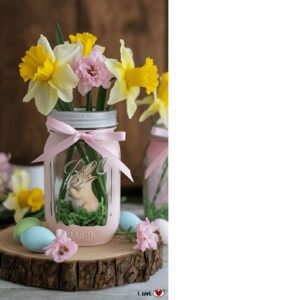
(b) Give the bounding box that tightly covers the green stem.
[96,87,106,111]
[152,159,168,203]
[86,91,93,111]
[75,142,88,164]
[58,145,75,199]
[84,145,108,208]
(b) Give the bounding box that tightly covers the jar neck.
[48,109,117,129]
[150,125,168,141]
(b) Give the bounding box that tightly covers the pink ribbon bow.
[145,127,168,179]
[33,117,133,181]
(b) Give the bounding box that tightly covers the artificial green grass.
[144,199,168,221]
[56,198,107,226]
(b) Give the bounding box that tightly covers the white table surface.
[0,203,169,300]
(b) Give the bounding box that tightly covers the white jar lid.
[48,109,117,129]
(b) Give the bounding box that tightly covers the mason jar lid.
[150,125,168,140]
[48,109,117,129]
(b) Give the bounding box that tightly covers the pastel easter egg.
[153,219,168,245]
[20,226,55,253]
[119,211,141,232]
[13,217,41,243]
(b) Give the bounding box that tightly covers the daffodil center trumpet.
[125,58,158,94]
[19,45,55,82]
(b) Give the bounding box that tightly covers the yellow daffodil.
[3,170,44,223]
[105,39,159,118]
[69,32,105,56]
[139,72,168,127]
[19,35,82,115]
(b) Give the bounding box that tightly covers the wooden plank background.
[0,0,168,188]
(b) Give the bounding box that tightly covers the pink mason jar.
[43,110,122,246]
[144,126,168,221]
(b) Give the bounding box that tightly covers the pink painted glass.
[143,126,168,221]
[43,110,121,246]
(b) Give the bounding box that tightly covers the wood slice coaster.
[0,226,163,291]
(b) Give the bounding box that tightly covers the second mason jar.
[144,125,168,221]
[43,110,121,246]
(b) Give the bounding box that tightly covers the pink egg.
[153,219,168,245]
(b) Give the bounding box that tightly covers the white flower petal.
[3,194,18,211]
[14,207,29,223]
[34,83,58,115]
[120,39,135,68]
[48,64,78,100]
[53,43,83,64]
[107,80,128,105]
[57,88,73,103]
[139,107,156,122]
[136,95,154,106]
[126,88,140,119]
[23,80,42,103]
[12,169,30,192]
[38,35,55,61]
[105,59,124,81]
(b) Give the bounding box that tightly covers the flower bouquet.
[18,24,160,245]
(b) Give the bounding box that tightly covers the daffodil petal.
[3,194,18,210]
[136,95,154,106]
[48,64,78,101]
[34,83,58,115]
[139,108,156,122]
[14,207,29,223]
[105,59,124,81]
[107,80,128,105]
[126,88,139,119]
[23,80,42,103]
[53,43,82,64]
[38,35,55,61]
[11,170,30,192]
[120,39,134,68]
[99,46,105,54]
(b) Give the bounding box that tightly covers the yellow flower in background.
[28,188,44,212]
[139,72,168,127]
[19,35,82,115]
[105,39,159,119]
[3,170,44,223]
[69,32,104,56]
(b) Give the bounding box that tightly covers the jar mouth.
[151,125,168,139]
[48,109,117,129]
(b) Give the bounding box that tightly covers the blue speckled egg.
[20,226,56,253]
[119,211,141,232]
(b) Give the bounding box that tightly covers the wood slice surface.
[0,226,163,291]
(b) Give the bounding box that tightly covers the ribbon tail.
[145,147,168,179]
[86,140,134,182]
[32,136,79,163]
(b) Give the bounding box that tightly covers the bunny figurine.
[66,161,100,212]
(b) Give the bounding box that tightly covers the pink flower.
[134,218,159,252]
[71,46,113,96]
[0,153,11,174]
[44,229,78,263]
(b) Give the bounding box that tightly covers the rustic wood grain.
[0,0,167,189]
[0,225,163,291]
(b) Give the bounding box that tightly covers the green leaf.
[86,91,93,111]
[55,23,64,45]
[96,87,107,111]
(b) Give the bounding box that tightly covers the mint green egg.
[20,226,55,253]
[13,217,41,243]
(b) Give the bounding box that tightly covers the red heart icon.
[153,289,165,297]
